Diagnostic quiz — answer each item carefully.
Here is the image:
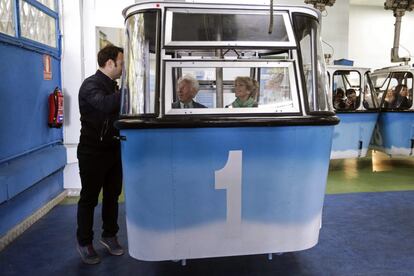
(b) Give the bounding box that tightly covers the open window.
[164,60,300,115]
[372,71,413,110]
[332,70,361,111]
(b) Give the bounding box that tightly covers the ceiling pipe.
[384,0,414,64]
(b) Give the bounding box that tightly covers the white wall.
[189,0,349,60]
[320,1,350,61]
[349,5,414,69]
[61,0,82,191]
[276,0,350,61]
[61,0,133,191]
[61,0,82,145]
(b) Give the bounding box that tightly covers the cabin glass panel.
[362,72,378,109]
[332,70,360,111]
[293,14,329,112]
[19,0,56,47]
[372,72,413,110]
[164,61,300,115]
[0,0,15,36]
[165,9,294,47]
[121,11,158,115]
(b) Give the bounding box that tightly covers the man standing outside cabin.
[76,45,124,265]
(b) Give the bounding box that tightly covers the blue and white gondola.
[116,2,339,261]
[370,65,414,156]
[327,65,379,159]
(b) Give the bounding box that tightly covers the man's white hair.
[178,74,199,91]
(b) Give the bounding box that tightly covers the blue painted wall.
[0,42,62,162]
[0,40,66,237]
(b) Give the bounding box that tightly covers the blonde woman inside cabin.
[228,76,259,108]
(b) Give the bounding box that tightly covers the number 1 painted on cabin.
[215,150,242,235]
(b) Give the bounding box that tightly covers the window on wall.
[36,0,55,11]
[0,0,59,50]
[0,0,15,36]
[19,0,56,47]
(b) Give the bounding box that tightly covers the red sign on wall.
[43,55,52,80]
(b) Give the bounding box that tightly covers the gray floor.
[2,190,414,276]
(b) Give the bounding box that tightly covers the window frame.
[163,8,296,48]
[0,0,60,57]
[362,71,379,110]
[162,59,301,116]
[377,71,414,110]
[331,69,362,111]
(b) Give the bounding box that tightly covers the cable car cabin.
[327,65,379,159]
[116,2,339,261]
[370,65,414,156]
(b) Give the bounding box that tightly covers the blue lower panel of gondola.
[120,125,334,261]
[371,112,414,156]
[331,113,378,159]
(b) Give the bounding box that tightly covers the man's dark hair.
[97,45,124,67]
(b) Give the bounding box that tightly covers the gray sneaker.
[77,243,100,265]
[100,236,124,256]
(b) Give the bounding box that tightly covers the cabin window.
[372,72,413,110]
[332,70,361,111]
[293,14,330,113]
[164,60,300,115]
[0,0,15,36]
[362,72,378,109]
[165,9,295,48]
[121,11,158,116]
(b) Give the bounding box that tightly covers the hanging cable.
[400,44,413,58]
[322,39,334,57]
[268,0,273,34]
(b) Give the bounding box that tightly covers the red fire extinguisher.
[48,87,64,128]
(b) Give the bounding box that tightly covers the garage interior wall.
[61,0,414,191]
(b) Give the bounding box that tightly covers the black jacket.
[78,70,121,152]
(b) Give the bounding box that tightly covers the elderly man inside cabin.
[172,75,206,109]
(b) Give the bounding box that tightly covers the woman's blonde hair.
[235,76,259,98]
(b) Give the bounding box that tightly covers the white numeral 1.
[215,150,242,236]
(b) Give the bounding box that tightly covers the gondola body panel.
[331,112,378,159]
[327,65,379,159]
[370,65,414,157]
[371,112,414,156]
[121,125,333,261]
[119,1,338,261]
